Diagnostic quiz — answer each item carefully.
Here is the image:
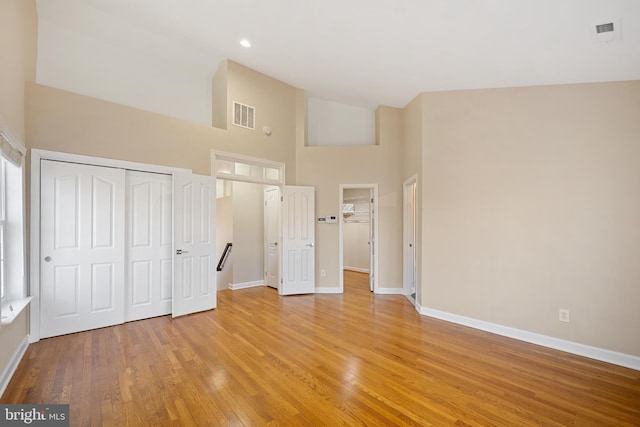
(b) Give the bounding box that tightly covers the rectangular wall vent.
[592,19,621,43]
[233,101,255,130]
[596,22,614,34]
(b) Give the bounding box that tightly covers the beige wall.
[231,182,265,285]
[26,61,298,176]
[226,61,298,184]
[419,81,640,356]
[0,0,36,141]
[296,105,403,289]
[216,195,233,290]
[211,60,228,130]
[0,310,29,388]
[0,0,36,393]
[401,95,423,300]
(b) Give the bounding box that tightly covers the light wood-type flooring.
[2,271,640,425]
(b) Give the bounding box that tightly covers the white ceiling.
[37,0,640,110]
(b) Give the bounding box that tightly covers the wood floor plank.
[2,271,639,426]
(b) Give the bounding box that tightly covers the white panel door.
[173,172,216,317]
[369,194,375,292]
[264,187,280,289]
[40,160,125,338]
[404,180,417,297]
[281,186,315,295]
[125,171,173,321]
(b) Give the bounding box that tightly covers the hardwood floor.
[3,271,639,426]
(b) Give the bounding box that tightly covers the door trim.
[29,149,190,342]
[338,184,378,294]
[263,186,281,289]
[403,175,418,306]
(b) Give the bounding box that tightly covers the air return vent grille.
[233,101,255,130]
[591,19,621,43]
[595,22,614,34]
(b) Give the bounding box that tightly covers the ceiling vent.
[591,19,621,43]
[233,101,255,130]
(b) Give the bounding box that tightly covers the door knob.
[44,256,52,262]
[305,243,314,247]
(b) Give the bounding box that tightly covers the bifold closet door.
[40,160,125,338]
[125,171,173,321]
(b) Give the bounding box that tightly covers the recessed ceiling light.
[240,39,251,48]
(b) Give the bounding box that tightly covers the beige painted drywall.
[296,105,403,289]
[0,0,36,142]
[212,60,228,130]
[26,63,298,176]
[231,182,265,285]
[0,0,36,392]
[419,81,640,356]
[0,310,28,389]
[401,95,423,301]
[216,194,233,290]
[226,61,297,184]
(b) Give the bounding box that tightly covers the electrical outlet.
[320,269,326,277]
[559,309,570,323]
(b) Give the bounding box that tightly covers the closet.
[36,154,216,339]
[342,189,371,274]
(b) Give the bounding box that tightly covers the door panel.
[369,193,375,292]
[40,160,125,338]
[173,173,216,317]
[125,171,172,321]
[264,187,280,288]
[281,186,315,295]
[404,180,417,297]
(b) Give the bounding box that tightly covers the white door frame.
[338,184,379,293]
[29,149,189,342]
[403,175,418,305]
[264,186,281,289]
[210,150,287,291]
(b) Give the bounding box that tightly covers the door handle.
[176,249,190,255]
[305,243,314,247]
[44,256,52,262]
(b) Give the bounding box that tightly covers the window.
[0,129,27,323]
[212,151,285,186]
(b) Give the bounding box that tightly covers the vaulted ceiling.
[37,0,640,110]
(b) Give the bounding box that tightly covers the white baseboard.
[344,266,369,274]
[0,335,29,398]
[229,280,264,290]
[418,306,640,371]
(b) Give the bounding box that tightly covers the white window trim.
[0,121,28,327]
[211,150,285,186]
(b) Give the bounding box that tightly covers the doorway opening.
[339,184,378,293]
[215,179,272,292]
[212,151,285,293]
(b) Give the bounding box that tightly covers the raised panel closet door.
[40,160,125,338]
